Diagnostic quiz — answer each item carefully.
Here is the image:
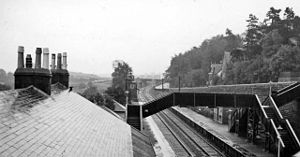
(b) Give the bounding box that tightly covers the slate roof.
[50,83,68,94]
[0,86,155,157]
[113,100,126,112]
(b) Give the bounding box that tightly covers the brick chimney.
[17,46,24,68]
[57,53,62,69]
[62,52,67,70]
[25,54,32,68]
[42,48,49,69]
[51,53,69,88]
[14,47,52,95]
[35,48,42,69]
[51,54,56,70]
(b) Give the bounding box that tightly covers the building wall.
[279,99,300,138]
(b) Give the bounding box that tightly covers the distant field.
[69,71,111,93]
[93,80,112,93]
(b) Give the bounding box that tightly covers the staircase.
[261,96,300,156]
[127,104,142,131]
[263,106,276,120]
[127,117,141,130]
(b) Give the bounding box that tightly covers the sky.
[0,0,299,77]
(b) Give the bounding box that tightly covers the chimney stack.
[15,46,69,94]
[51,54,56,69]
[17,46,24,68]
[35,48,42,69]
[51,52,69,88]
[25,54,32,68]
[57,53,62,70]
[42,48,49,69]
[15,46,52,95]
[62,52,67,70]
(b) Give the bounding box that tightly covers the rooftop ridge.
[12,85,49,110]
[51,82,68,95]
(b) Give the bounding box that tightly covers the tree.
[81,84,115,110]
[261,29,284,58]
[0,84,11,91]
[270,45,300,81]
[106,62,132,105]
[244,14,263,58]
[166,7,300,86]
[166,30,241,87]
[266,7,282,27]
[0,69,13,88]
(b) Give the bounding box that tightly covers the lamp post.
[178,76,181,92]
[161,72,167,90]
[125,72,134,104]
[125,72,133,121]
[277,125,283,157]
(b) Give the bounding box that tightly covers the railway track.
[158,110,225,157]
[139,86,226,156]
[153,112,194,157]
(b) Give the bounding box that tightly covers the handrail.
[255,95,268,119]
[286,119,300,148]
[269,96,284,119]
[276,82,300,96]
[270,119,285,148]
[276,82,299,94]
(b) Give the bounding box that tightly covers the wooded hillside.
[166,7,300,87]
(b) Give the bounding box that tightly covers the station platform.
[172,106,275,157]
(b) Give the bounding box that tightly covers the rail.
[269,96,283,119]
[270,95,300,151]
[270,119,285,148]
[276,82,300,96]
[156,113,195,157]
[276,82,299,94]
[255,95,268,119]
[286,119,300,149]
[161,110,225,157]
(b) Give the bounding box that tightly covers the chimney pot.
[51,54,56,69]
[62,52,67,70]
[17,46,24,68]
[25,54,32,68]
[57,53,62,70]
[42,48,49,69]
[35,48,42,69]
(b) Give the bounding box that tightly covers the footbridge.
[128,82,300,156]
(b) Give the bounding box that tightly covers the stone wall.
[279,99,300,138]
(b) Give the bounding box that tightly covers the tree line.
[166,7,300,87]
[81,61,133,108]
[0,69,14,91]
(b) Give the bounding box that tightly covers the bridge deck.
[172,106,275,157]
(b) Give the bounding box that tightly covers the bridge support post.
[238,108,248,137]
[247,107,258,143]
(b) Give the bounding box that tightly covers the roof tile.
[0,87,137,157]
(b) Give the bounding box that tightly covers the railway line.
[158,110,224,157]
[139,85,225,157]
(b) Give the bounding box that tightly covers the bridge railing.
[255,95,268,119]
[270,119,285,148]
[286,119,300,148]
[273,83,300,106]
[269,96,300,153]
[276,82,299,93]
